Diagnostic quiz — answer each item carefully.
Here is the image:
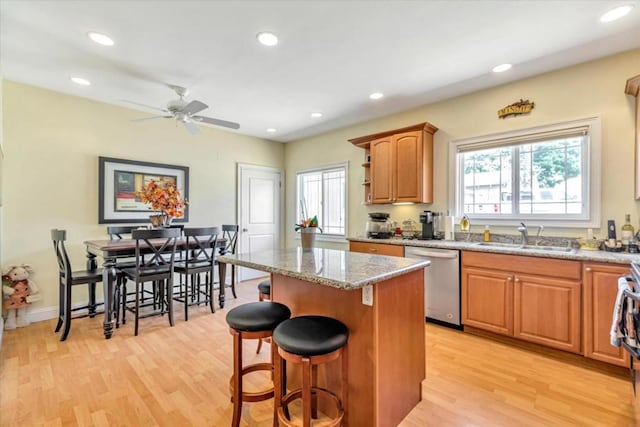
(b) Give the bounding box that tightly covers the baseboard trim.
[0,318,4,349]
[28,299,104,323]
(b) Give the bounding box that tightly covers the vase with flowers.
[137,179,186,227]
[295,215,322,251]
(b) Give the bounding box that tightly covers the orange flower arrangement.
[137,179,186,218]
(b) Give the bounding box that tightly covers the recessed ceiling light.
[70,76,91,86]
[492,63,512,73]
[369,92,384,100]
[87,32,114,46]
[310,112,323,118]
[257,32,278,46]
[266,128,277,133]
[600,4,634,22]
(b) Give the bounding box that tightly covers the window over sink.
[296,162,348,240]
[449,116,601,227]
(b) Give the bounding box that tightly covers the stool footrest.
[228,362,274,403]
[277,387,344,427]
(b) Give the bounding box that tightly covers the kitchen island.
[218,247,429,427]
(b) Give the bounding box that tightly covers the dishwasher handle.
[407,249,458,259]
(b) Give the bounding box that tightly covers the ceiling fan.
[125,84,240,134]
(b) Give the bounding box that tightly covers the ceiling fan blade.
[120,99,168,113]
[182,100,208,115]
[183,121,201,135]
[131,115,172,122]
[193,115,240,130]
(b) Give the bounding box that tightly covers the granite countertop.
[218,247,429,290]
[348,236,640,265]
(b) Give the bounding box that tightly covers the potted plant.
[137,179,186,227]
[295,215,322,251]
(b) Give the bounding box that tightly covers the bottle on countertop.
[483,225,491,242]
[622,214,635,250]
[460,215,470,232]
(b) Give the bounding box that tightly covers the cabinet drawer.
[349,241,404,257]
[462,251,581,280]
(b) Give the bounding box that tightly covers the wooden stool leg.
[231,330,243,427]
[311,365,318,419]
[302,357,312,427]
[342,344,348,426]
[273,342,281,427]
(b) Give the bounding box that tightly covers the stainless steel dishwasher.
[405,247,461,329]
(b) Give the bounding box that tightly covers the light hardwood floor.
[1,278,638,426]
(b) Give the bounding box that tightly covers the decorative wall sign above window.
[498,99,535,119]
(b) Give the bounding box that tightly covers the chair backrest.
[51,229,72,278]
[107,225,137,240]
[184,227,219,265]
[131,228,181,270]
[222,224,239,255]
[166,224,185,236]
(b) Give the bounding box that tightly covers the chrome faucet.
[517,222,528,246]
[535,225,544,246]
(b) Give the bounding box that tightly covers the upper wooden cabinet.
[625,74,640,199]
[349,122,438,204]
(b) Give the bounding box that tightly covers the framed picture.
[98,156,189,224]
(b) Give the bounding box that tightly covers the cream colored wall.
[1,81,284,313]
[284,49,640,249]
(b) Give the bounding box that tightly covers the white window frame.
[295,162,349,242]
[448,116,601,228]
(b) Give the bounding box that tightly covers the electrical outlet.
[362,285,373,306]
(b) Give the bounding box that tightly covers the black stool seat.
[226,301,291,332]
[274,315,349,356]
[257,279,271,295]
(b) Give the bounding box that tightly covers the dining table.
[84,237,228,339]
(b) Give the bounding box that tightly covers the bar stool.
[256,279,271,354]
[226,301,291,427]
[273,315,349,427]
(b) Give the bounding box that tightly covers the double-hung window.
[296,163,348,239]
[449,117,601,227]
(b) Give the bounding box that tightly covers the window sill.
[295,234,348,244]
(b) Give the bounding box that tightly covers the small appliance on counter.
[366,212,393,238]
[419,211,444,240]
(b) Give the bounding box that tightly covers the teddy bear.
[2,264,40,330]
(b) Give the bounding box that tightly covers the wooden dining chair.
[120,228,180,336]
[51,229,104,341]
[216,224,239,298]
[106,225,145,328]
[173,226,219,320]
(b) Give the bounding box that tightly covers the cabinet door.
[584,263,629,366]
[394,131,423,203]
[349,241,404,257]
[462,267,513,335]
[514,274,581,353]
[370,137,394,203]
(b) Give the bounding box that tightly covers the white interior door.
[237,164,282,281]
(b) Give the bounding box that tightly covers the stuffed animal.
[2,265,40,330]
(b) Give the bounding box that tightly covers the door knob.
[242,228,248,232]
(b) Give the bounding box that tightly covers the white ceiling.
[1,1,639,142]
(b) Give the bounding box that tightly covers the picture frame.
[98,156,189,224]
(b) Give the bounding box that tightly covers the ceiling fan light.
[87,32,114,46]
[257,32,278,46]
[600,5,634,22]
[70,76,91,86]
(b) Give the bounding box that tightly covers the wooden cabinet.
[583,262,630,367]
[349,122,438,204]
[349,241,404,257]
[462,251,581,353]
[624,75,640,199]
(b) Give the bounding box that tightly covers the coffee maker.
[419,211,443,240]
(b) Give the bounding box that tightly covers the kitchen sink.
[474,242,575,253]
